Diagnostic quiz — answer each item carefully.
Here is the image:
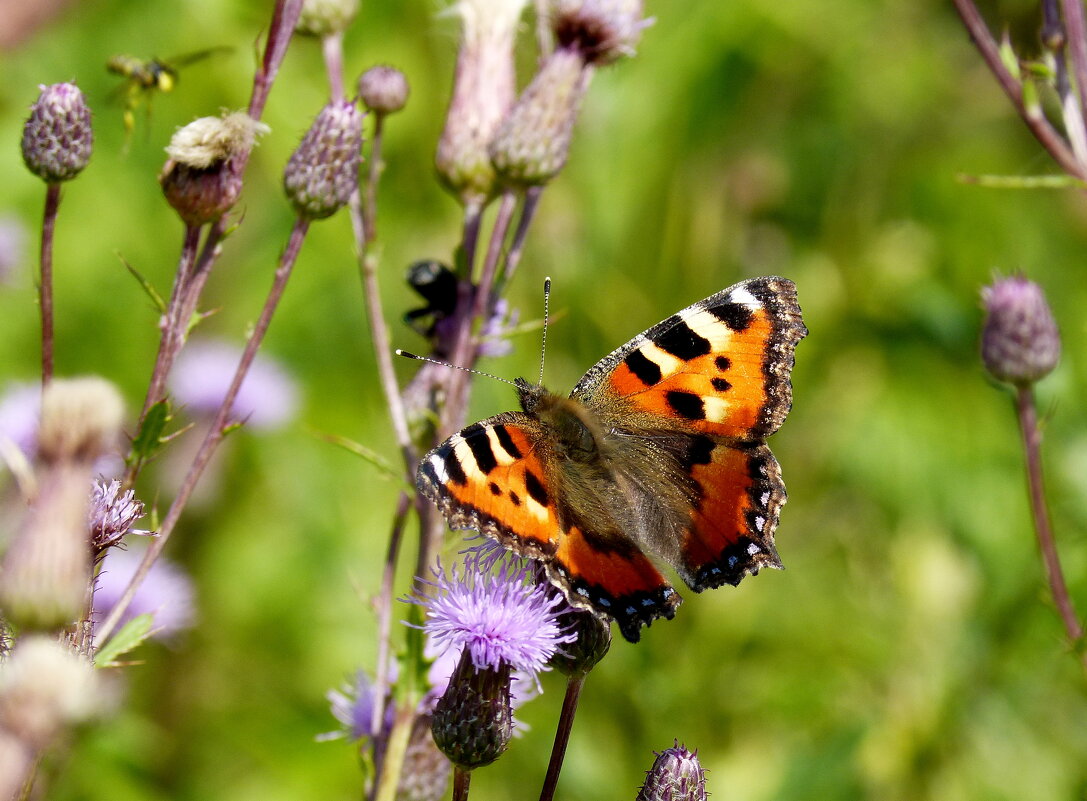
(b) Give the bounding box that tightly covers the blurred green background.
[2,0,1087,799]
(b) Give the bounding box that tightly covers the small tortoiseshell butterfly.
[417,276,807,642]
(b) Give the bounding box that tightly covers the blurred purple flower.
[319,669,393,742]
[477,298,519,358]
[88,479,152,552]
[92,547,195,641]
[0,215,27,284]
[169,340,299,430]
[0,382,39,458]
[409,554,575,688]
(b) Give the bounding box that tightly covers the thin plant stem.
[495,187,542,297]
[322,32,346,102]
[452,767,472,801]
[538,674,585,801]
[95,218,311,646]
[373,704,417,801]
[1015,385,1086,667]
[1060,0,1087,144]
[951,0,1086,179]
[371,491,411,737]
[38,183,61,386]
[363,114,385,244]
[250,0,304,119]
[461,203,483,277]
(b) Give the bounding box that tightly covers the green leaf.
[999,31,1021,81]
[119,255,167,314]
[316,430,406,486]
[127,399,172,468]
[95,614,155,667]
[957,173,1086,189]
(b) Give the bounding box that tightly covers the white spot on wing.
[485,426,517,467]
[754,515,766,532]
[727,286,761,307]
[640,342,683,379]
[701,395,731,423]
[453,441,483,479]
[680,307,736,349]
[747,543,761,555]
[428,453,448,483]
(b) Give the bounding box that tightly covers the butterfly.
[417,276,807,642]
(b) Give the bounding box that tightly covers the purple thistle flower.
[411,555,575,687]
[980,275,1061,385]
[92,547,195,641]
[319,669,392,742]
[637,742,708,801]
[88,479,152,553]
[169,340,299,430]
[0,382,40,459]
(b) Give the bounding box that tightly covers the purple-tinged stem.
[452,767,472,801]
[1015,385,1086,668]
[95,218,311,646]
[363,115,385,243]
[39,183,61,386]
[322,32,346,102]
[251,0,304,119]
[371,491,411,738]
[538,674,585,801]
[1060,0,1087,144]
[951,0,1086,179]
[496,187,542,295]
[461,204,483,278]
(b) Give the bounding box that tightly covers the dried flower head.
[435,0,528,207]
[489,47,589,186]
[92,547,195,642]
[88,479,151,554]
[37,377,124,465]
[296,0,360,36]
[284,100,364,220]
[0,463,93,631]
[21,83,93,183]
[0,636,97,749]
[165,111,267,169]
[636,743,708,801]
[981,276,1061,385]
[358,65,410,115]
[550,0,651,65]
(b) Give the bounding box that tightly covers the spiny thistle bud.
[551,0,650,66]
[37,377,124,466]
[636,743,708,801]
[0,463,94,631]
[358,65,410,115]
[284,100,364,220]
[21,83,93,183]
[296,0,360,36]
[489,47,589,186]
[160,112,267,226]
[397,712,453,801]
[435,0,528,208]
[547,606,611,677]
[0,636,97,749]
[981,276,1061,385]
[431,650,513,769]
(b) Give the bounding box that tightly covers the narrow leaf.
[95,614,155,667]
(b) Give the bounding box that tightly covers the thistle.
[980,275,1061,385]
[21,83,93,184]
[283,100,364,220]
[636,743,708,801]
[359,65,410,116]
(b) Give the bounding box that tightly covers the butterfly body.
[419,276,806,642]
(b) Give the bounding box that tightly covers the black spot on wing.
[493,424,522,460]
[489,481,501,496]
[715,356,731,371]
[463,424,498,474]
[624,348,662,386]
[709,302,754,332]
[509,491,521,506]
[442,448,467,486]
[525,470,549,508]
[711,377,732,392]
[653,318,711,360]
[685,435,715,467]
[666,390,706,421]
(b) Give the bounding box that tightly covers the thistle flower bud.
[636,743,708,801]
[547,606,611,677]
[284,100,364,220]
[21,83,93,183]
[358,65,410,115]
[435,0,528,207]
[980,276,1061,385]
[551,0,650,66]
[431,650,513,769]
[296,0,360,36]
[489,47,589,186]
[0,463,94,631]
[0,636,97,749]
[37,377,124,466]
[160,112,267,226]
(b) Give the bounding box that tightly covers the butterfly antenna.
[538,276,551,388]
[395,350,520,389]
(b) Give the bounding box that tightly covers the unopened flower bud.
[636,743,708,801]
[435,0,527,207]
[547,606,610,677]
[489,48,589,186]
[284,100,364,220]
[981,276,1061,384]
[358,65,410,115]
[21,83,93,183]
[431,650,513,769]
[551,0,650,66]
[0,464,94,630]
[398,712,453,801]
[296,0,360,36]
[159,112,267,226]
[37,377,124,465]
[0,636,97,749]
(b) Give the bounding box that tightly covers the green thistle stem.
[452,767,472,801]
[539,674,585,801]
[1015,385,1086,669]
[38,183,60,386]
